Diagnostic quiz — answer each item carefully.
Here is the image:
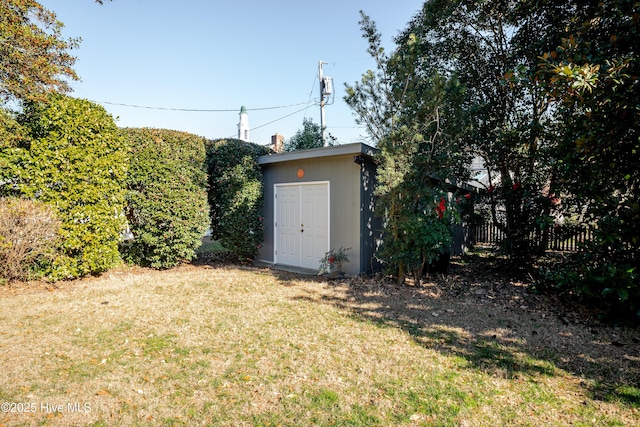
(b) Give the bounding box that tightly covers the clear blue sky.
[40,0,425,146]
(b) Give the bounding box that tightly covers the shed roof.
[257,142,476,192]
[257,142,377,165]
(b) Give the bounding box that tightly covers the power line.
[327,126,365,129]
[222,104,320,140]
[303,74,318,120]
[91,58,365,139]
[251,105,313,132]
[92,100,315,112]
[91,96,323,141]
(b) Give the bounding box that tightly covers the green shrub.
[206,139,270,259]
[1,95,128,279]
[540,211,639,322]
[377,195,454,286]
[0,197,60,282]
[121,128,209,268]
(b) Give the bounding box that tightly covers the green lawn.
[0,262,638,426]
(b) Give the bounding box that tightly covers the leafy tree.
[0,94,128,279]
[345,11,469,285]
[397,0,565,263]
[539,0,639,318]
[121,128,209,269]
[0,0,80,104]
[393,0,638,316]
[206,138,270,260]
[284,118,335,151]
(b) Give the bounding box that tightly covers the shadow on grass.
[286,256,640,407]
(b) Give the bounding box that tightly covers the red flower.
[487,185,495,194]
[512,182,521,191]
[328,256,336,264]
[436,197,446,219]
[465,193,471,199]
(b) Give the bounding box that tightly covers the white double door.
[275,182,329,269]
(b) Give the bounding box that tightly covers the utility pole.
[318,60,332,147]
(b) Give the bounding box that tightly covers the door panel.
[300,184,328,269]
[275,185,300,267]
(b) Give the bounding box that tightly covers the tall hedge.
[0,95,129,279]
[121,128,209,268]
[206,139,270,259]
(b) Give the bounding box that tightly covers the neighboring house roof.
[468,156,490,189]
[257,142,377,165]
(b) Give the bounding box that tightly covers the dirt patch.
[319,252,640,399]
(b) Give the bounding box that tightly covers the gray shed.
[256,143,381,275]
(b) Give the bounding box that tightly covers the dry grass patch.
[0,262,638,426]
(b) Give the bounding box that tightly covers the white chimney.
[237,106,250,142]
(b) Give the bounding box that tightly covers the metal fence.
[473,222,593,252]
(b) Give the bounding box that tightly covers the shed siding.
[359,157,383,274]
